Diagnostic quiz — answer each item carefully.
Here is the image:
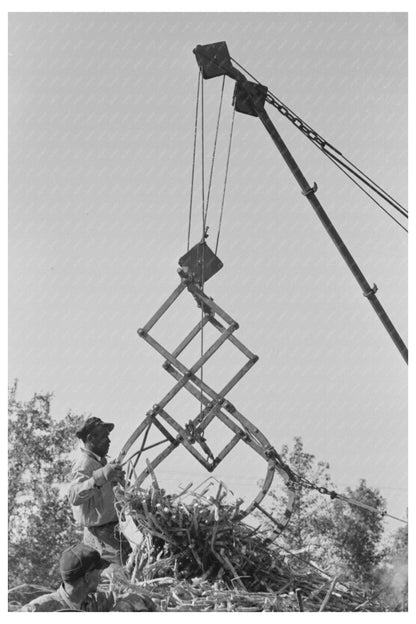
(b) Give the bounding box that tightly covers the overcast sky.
[8,12,407,531]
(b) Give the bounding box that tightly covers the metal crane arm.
[193,42,408,363]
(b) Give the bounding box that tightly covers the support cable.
[200,69,206,419]
[319,145,408,219]
[204,75,226,223]
[200,69,206,235]
[332,150,407,216]
[187,71,201,252]
[320,148,408,233]
[215,105,236,255]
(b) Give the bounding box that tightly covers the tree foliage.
[8,381,84,587]
[372,523,408,611]
[8,395,407,611]
[262,437,405,601]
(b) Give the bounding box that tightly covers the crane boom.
[193,42,408,364]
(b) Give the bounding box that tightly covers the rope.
[200,69,206,236]
[215,105,236,255]
[187,71,201,251]
[199,68,206,418]
[204,75,226,224]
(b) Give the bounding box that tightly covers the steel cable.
[187,71,201,251]
[215,105,236,255]
[204,76,226,224]
[230,56,407,227]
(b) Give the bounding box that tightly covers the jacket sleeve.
[68,468,97,505]
[68,467,107,505]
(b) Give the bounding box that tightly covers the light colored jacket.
[68,447,117,527]
[19,583,115,612]
[19,583,155,612]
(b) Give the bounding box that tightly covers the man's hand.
[106,461,125,486]
[93,462,125,487]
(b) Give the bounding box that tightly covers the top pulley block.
[193,41,268,117]
[193,41,245,81]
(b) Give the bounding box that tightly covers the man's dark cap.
[76,416,114,440]
[59,543,111,582]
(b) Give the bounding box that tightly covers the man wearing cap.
[19,543,156,612]
[68,417,131,564]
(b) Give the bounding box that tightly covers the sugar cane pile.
[113,477,384,612]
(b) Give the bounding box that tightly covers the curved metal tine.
[242,459,276,518]
[117,415,153,463]
[221,403,271,449]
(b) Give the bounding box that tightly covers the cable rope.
[320,147,408,233]
[334,150,407,215]
[230,56,407,225]
[200,69,206,236]
[290,471,408,524]
[215,104,236,255]
[204,75,226,223]
[187,71,202,252]
[319,145,408,219]
[199,68,206,419]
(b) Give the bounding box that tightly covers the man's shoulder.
[72,448,101,472]
[19,591,67,612]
